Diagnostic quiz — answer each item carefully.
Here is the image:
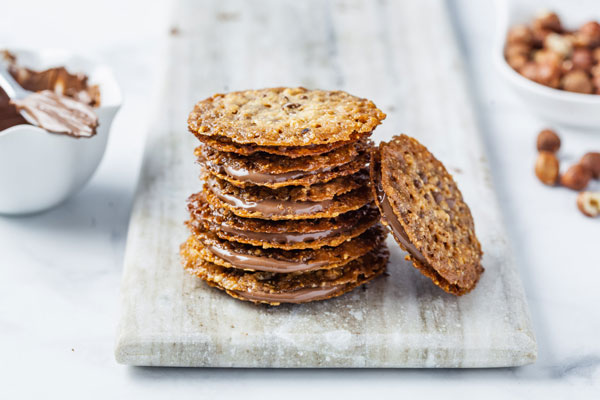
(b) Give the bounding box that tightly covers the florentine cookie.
[205,169,370,202]
[196,139,368,175]
[370,134,483,295]
[186,193,380,249]
[200,145,369,188]
[181,241,389,305]
[188,87,386,147]
[205,180,372,220]
[196,134,354,158]
[188,224,387,273]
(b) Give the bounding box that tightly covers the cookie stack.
[181,87,389,305]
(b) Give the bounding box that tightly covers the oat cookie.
[188,87,386,146]
[370,134,483,295]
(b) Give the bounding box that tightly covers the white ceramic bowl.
[494,0,600,129]
[0,49,121,215]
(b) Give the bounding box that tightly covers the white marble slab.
[114,0,536,367]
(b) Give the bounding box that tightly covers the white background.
[1,0,599,398]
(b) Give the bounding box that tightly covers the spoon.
[0,65,38,125]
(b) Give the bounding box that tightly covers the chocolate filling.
[209,162,333,185]
[232,285,345,303]
[207,178,334,217]
[218,223,346,245]
[372,157,428,265]
[11,90,98,137]
[205,243,329,273]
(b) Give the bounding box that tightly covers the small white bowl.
[0,49,121,215]
[494,0,600,129]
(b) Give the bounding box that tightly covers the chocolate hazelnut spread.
[372,159,428,265]
[208,178,334,217]
[219,223,347,244]
[205,243,329,273]
[232,285,344,303]
[0,51,100,136]
[11,90,98,137]
[208,162,334,185]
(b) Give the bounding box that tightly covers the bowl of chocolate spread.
[0,49,121,214]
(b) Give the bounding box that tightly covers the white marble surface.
[0,0,599,398]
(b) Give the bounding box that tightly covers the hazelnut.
[576,191,600,218]
[580,152,600,178]
[561,59,574,75]
[535,151,560,185]
[571,48,593,72]
[593,77,600,94]
[533,10,563,33]
[561,70,593,94]
[505,43,531,59]
[533,49,563,67]
[544,33,573,58]
[578,21,600,47]
[507,24,533,45]
[560,164,592,190]
[508,54,529,71]
[521,62,561,88]
[536,129,561,152]
[532,28,553,47]
[593,48,600,64]
[537,63,561,88]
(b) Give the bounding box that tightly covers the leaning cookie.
[370,134,483,295]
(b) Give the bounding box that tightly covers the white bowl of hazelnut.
[495,0,600,128]
[0,49,121,215]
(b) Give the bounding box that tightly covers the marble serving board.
[115,0,536,367]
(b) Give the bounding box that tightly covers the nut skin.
[561,70,593,94]
[576,191,600,218]
[535,151,560,186]
[560,164,592,191]
[536,129,561,153]
[580,152,600,178]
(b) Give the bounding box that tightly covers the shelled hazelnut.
[576,191,600,217]
[505,12,600,95]
[560,164,592,190]
[535,152,560,185]
[536,129,561,152]
[580,152,600,178]
[507,24,533,45]
[561,70,593,93]
[571,48,594,71]
[533,10,563,33]
[578,21,600,47]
